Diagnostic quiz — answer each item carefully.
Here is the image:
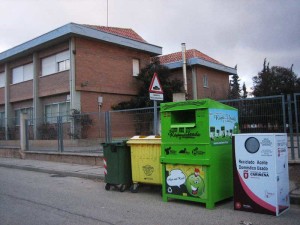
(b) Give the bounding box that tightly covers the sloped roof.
[82,24,148,43]
[158,49,223,65]
[0,23,161,62]
[156,49,236,75]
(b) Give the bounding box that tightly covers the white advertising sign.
[233,133,289,216]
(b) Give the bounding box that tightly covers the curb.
[24,151,104,166]
[0,149,104,166]
[0,163,104,181]
[290,187,300,205]
[290,195,300,205]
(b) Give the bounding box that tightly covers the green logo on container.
[168,129,200,139]
[186,168,205,197]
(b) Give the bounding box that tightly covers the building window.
[132,59,140,76]
[0,72,4,88]
[45,102,70,124]
[0,111,5,128]
[203,75,208,87]
[15,107,33,126]
[58,59,70,72]
[41,50,70,76]
[12,63,33,84]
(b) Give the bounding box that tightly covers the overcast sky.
[1,0,299,92]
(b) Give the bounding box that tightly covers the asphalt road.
[0,167,299,225]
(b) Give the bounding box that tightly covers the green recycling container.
[103,142,132,192]
[160,99,239,209]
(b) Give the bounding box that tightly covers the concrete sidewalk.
[0,157,299,205]
[0,157,104,180]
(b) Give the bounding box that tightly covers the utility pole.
[107,0,109,27]
[181,43,188,99]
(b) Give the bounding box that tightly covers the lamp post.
[98,96,103,140]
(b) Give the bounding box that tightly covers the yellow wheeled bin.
[127,135,162,193]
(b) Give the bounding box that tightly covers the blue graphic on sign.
[209,109,238,145]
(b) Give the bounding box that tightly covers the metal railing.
[105,107,156,142]
[220,95,286,133]
[0,94,299,161]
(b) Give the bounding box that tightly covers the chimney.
[182,43,188,98]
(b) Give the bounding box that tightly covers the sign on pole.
[149,73,164,101]
[149,73,164,135]
[150,93,163,101]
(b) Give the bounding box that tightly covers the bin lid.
[171,123,196,128]
[127,135,161,145]
[160,98,237,112]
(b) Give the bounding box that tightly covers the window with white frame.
[41,50,70,76]
[0,72,4,88]
[15,107,33,126]
[58,60,70,72]
[0,111,5,128]
[203,74,208,87]
[45,102,70,123]
[132,59,140,76]
[12,63,33,84]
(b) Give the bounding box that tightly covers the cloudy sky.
[1,0,299,91]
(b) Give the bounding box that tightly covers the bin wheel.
[130,183,139,193]
[105,183,111,191]
[119,184,126,192]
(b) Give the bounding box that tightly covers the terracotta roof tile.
[82,24,148,43]
[157,49,223,65]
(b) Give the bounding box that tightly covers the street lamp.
[98,96,103,140]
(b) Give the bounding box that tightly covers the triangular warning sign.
[149,73,163,94]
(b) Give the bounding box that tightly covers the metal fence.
[220,95,286,133]
[0,94,299,161]
[106,107,155,142]
[26,112,106,153]
[16,107,155,153]
[220,95,299,161]
[292,93,300,160]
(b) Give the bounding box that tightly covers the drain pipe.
[181,43,188,99]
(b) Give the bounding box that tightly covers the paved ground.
[0,158,104,180]
[1,167,300,225]
[0,157,299,205]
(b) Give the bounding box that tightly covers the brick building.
[157,49,237,100]
[0,23,161,139]
[0,23,236,140]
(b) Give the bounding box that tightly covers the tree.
[242,82,248,99]
[252,59,300,97]
[112,58,183,109]
[251,59,300,133]
[228,72,241,99]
